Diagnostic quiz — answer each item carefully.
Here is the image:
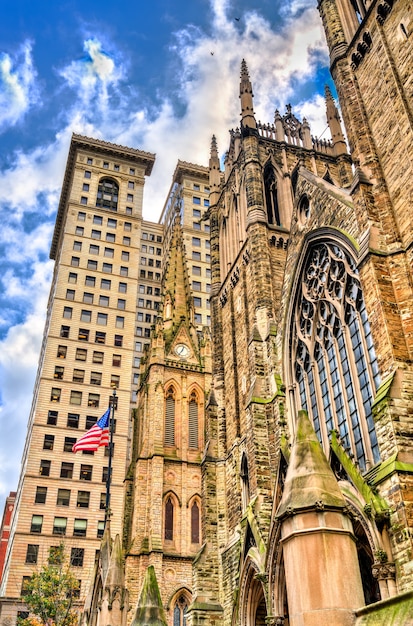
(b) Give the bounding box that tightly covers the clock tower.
[122,209,212,625]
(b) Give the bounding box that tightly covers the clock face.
[175,343,190,358]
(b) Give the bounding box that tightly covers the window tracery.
[165,496,174,541]
[173,595,188,626]
[292,241,380,470]
[165,386,176,446]
[188,391,199,449]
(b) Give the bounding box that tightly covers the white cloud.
[0,40,39,131]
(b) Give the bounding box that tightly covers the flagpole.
[105,388,117,524]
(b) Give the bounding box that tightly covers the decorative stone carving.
[372,562,396,581]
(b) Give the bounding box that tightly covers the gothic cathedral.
[83,1,413,625]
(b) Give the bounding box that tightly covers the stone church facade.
[58,0,413,625]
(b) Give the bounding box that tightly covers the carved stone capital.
[265,617,285,626]
[372,562,396,580]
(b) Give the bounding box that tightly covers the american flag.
[72,408,110,453]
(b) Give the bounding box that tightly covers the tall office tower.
[160,161,211,331]
[0,135,156,619]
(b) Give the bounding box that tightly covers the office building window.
[192,281,201,291]
[112,354,121,367]
[101,278,111,290]
[91,230,101,240]
[194,313,202,324]
[88,393,100,407]
[102,263,113,273]
[73,369,85,383]
[82,183,89,192]
[193,196,201,204]
[85,275,96,287]
[64,437,76,452]
[80,197,87,205]
[110,374,120,388]
[84,170,91,179]
[66,289,76,302]
[99,295,109,306]
[54,366,64,380]
[83,292,94,304]
[73,519,87,537]
[70,548,84,567]
[119,282,127,293]
[35,486,47,504]
[97,312,108,325]
[47,410,58,425]
[93,215,103,225]
[89,244,99,254]
[107,218,117,228]
[26,544,39,564]
[63,306,72,319]
[30,515,43,534]
[117,298,126,310]
[87,259,98,270]
[97,521,105,538]
[43,434,54,450]
[192,237,201,247]
[121,251,129,262]
[80,465,93,481]
[71,257,80,267]
[57,489,71,506]
[68,272,78,283]
[51,388,61,402]
[70,390,82,405]
[102,467,109,483]
[73,241,82,251]
[90,371,102,386]
[53,517,67,536]
[78,328,89,341]
[67,413,80,428]
[77,491,90,508]
[114,335,123,347]
[116,316,124,329]
[95,331,106,344]
[93,351,104,364]
[78,211,86,221]
[60,462,74,479]
[104,247,114,258]
[75,348,87,361]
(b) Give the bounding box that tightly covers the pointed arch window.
[165,386,175,446]
[264,164,280,226]
[188,391,199,449]
[173,596,188,626]
[96,178,119,212]
[191,501,200,544]
[291,241,380,471]
[164,497,174,541]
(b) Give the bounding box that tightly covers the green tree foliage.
[18,544,80,626]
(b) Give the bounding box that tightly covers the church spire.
[325,85,347,157]
[240,59,256,130]
[161,210,195,348]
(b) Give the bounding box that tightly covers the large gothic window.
[96,178,119,211]
[264,164,280,226]
[188,391,199,449]
[165,386,175,446]
[291,241,380,471]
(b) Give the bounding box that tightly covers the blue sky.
[0,0,334,512]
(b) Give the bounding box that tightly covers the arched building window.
[165,386,176,446]
[96,178,119,211]
[264,164,280,226]
[165,497,174,541]
[173,595,188,626]
[188,391,198,449]
[291,240,380,471]
[190,501,200,544]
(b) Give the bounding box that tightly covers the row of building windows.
[192,266,211,277]
[50,388,117,408]
[192,237,210,248]
[139,269,161,280]
[63,307,126,326]
[142,232,162,242]
[66,291,128,309]
[164,497,200,545]
[192,281,211,292]
[73,240,131,253]
[57,346,121,366]
[193,183,209,192]
[78,212,129,228]
[39,460,110,482]
[193,297,210,308]
[192,251,210,262]
[192,222,210,232]
[60,325,124,346]
[53,366,120,387]
[47,410,117,432]
[35,485,107,509]
[84,157,136,174]
[192,196,209,207]
[139,256,161,268]
[69,274,127,291]
[75,226,129,242]
[141,244,161,255]
[71,257,129,271]
[29,516,103,539]
[138,284,160,296]
[137,312,157,324]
